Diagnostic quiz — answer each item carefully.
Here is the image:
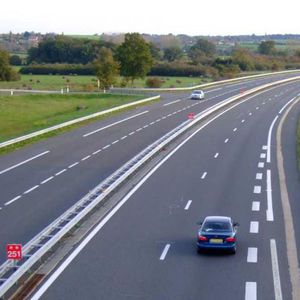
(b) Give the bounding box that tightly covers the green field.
[0,93,143,143]
[0,75,207,91]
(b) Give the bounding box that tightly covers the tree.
[10,55,22,66]
[0,48,20,81]
[232,49,255,71]
[93,47,119,90]
[258,40,276,55]
[188,39,216,65]
[163,46,183,62]
[149,42,162,61]
[116,33,153,85]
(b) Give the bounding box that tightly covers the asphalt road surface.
[25,79,300,299]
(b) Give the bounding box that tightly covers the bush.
[145,77,163,88]
[20,64,95,75]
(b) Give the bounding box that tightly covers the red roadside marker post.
[188,112,195,120]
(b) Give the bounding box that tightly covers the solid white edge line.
[184,200,192,210]
[0,151,50,175]
[267,116,278,163]
[5,195,22,206]
[252,201,260,211]
[247,247,258,263]
[245,282,257,300]
[266,169,274,221]
[160,244,171,260]
[250,221,259,233]
[278,96,296,114]
[30,92,270,299]
[83,111,149,137]
[24,185,39,194]
[163,99,181,106]
[270,239,283,300]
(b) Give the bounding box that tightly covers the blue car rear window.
[202,221,232,232]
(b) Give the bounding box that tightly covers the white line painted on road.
[68,162,79,168]
[102,145,111,150]
[224,138,229,143]
[258,162,264,168]
[267,116,278,163]
[241,119,245,123]
[245,282,257,300]
[249,112,252,116]
[121,135,127,140]
[260,153,266,159]
[83,111,149,137]
[136,128,143,132]
[256,107,259,110]
[41,176,54,184]
[262,145,268,150]
[233,128,237,132]
[55,169,66,176]
[112,140,119,145]
[252,201,260,211]
[184,200,192,210]
[143,125,149,129]
[214,153,219,158]
[24,185,39,194]
[247,247,258,263]
[256,173,263,180]
[160,244,171,260]
[266,169,274,221]
[149,121,155,125]
[270,239,283,300]
[81,155,91,161]
[163,99,181,106]
[0,151,50,175]
[201,172,207,179]
[31,95,270,300]
[129,132,135,136]
[92,150,101,155]
[278,96,296,114]
[5,195,22,206]
[250,221,259,233]
[253,186,261,194]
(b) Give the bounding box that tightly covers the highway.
[21,78,300,299]
[0,73,300,299]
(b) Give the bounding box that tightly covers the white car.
[190,90,205,100]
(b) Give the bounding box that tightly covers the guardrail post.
[10,90,13,96]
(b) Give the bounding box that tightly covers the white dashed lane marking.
[201,172,207,179]
[184,200,192,210]
[253,186,261,194]
[247,247,258,263]
[41,176,54,184]
[55,169,66,176]
[258,162,264,168]
[245,282,257,300]
[260,153,266,159]
[252,201,260,211]
[214,153,219,158]
[5,195,22,206]
[160,244,171,260]
[224,138,229,143]
[24,185,39,194]
[256,173,263,180]
[81,155,91,161]
[250,221,259,233]
[112,140,119,145]
[102,145,111,149]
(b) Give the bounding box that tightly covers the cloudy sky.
[2,0,300,35]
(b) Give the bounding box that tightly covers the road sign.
[188,112,195,119]
[6,244,22,260]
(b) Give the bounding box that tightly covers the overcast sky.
[2,0,300,36]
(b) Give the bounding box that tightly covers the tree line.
[1,33,300,86]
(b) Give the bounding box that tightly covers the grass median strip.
[0,93,159,155]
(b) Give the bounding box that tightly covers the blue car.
[197,216,239,254]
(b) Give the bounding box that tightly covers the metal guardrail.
[0,95,160,149]
[0,76,300,297]
[110,69,300,93]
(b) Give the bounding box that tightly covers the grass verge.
[0,94,159,156]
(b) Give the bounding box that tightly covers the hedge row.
[20,64,96,75]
